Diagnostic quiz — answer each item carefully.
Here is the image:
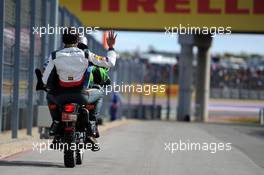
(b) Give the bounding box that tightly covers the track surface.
[0,121,263,175]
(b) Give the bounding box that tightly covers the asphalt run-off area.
[0,120,264,175]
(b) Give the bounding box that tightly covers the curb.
[0,119,130,160]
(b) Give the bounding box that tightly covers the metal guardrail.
[0,0,107,136]
[210,88,264,100]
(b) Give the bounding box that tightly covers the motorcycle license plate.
[61,113,77,122]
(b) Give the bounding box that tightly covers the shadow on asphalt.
[247,130,264,139]
[0,160,65,168]
[204,121,262,128]
[197,121,264,139]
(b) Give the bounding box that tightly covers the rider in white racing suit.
[43,28,117,148]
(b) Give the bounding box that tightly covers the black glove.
[103,78,111,87]
[35,68,47,91]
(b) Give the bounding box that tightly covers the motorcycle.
[35,69,97,168]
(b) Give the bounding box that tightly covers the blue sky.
[94,31,264,55]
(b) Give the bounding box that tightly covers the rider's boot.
[85,121,100,151]
[92,120,100,138]
[49,120,59,136]
[50,135,60,150]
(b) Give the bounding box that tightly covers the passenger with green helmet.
[78,34,115,138]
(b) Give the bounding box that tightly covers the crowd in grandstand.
[210,56,264,90]
[211,65,264,90]
[139,52,264,90]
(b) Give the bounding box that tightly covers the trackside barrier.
[260,108,264,126]
[121,104,162,120]
[37,105,52,139]
[211,88,264,100]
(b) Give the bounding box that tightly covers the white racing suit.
[43,47,117,137]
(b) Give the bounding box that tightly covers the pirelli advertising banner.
[60,0,264,33]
